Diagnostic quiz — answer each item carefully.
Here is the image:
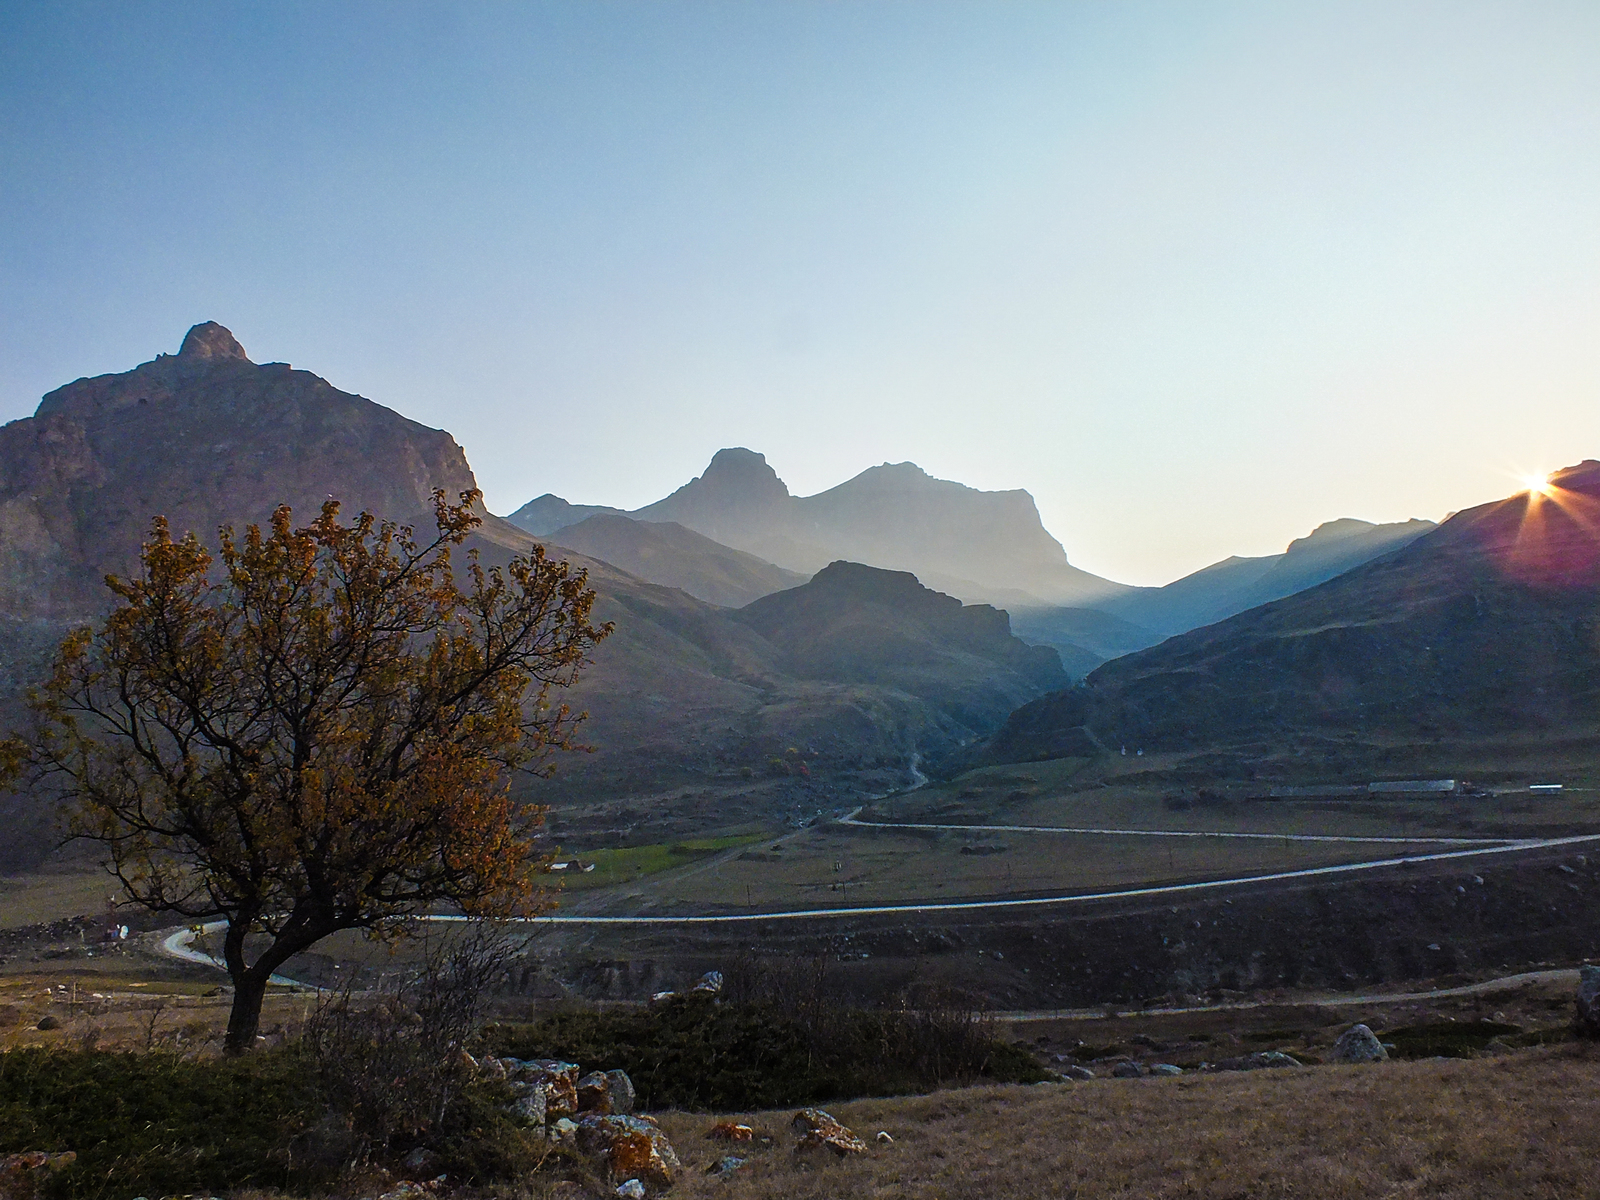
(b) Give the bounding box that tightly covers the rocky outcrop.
[1331,1024,1390,1063]
[576,1114,681,1189]
[790,1108,867,1157]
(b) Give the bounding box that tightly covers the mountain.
[1091,517,1435,638]
[506,494,628,536]
[543,515,809,608]
[1006,606,1161,680]
[0,325,1067,867]
[733,561,1066,730]
[522,447,1129,609]
[981,463,1600,770]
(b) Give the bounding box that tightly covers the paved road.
[839,814,1509,845]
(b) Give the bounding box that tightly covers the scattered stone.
[1111,1061,1143,1078]
[706,1155,747,1176]
[693,970,724,995]
[706,1122,755,1142]
[552,1117,579,1141]
[876,1131,894,1144]
[577,1114,682,1189]
[615,1180,647,1199]
[791,1108,867,1157]
[1576,965,1600,1037]
[1150,1063,1183,1076]
[34,1016,59,1031]
[650,990,677,1003]
[1331,1024,1389,1063]
[1061,1064,1095,1081]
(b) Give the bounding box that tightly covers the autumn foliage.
[26,490,610,1052]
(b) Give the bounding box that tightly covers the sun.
[1522,472,1553,496]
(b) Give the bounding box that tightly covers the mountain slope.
[544,515,809,608]
[1095,517,1436,637]
[733,561,1067,731]
[506,494,629,536]
[983,462,1600,768]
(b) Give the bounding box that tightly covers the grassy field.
[0,863,118,930]
[622,822,1489,912]
[644,1045,1600,1199]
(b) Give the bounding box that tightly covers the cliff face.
[0,323,478,619]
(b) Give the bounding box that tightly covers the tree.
[23,490,610,1053]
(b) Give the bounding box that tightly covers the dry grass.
[651,1045,1600,1199]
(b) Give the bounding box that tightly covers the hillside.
[544,515,808,608]
[982,463,1600,771]
[733,561,1066,731]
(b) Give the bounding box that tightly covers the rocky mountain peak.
[178,321,251,362]
[698,447,791,501]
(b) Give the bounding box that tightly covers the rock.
[791,1108,867,1157]
[511,1088,547,1127]
[1210,1051,1302,1072]
[1576,965,1600,1037]
[1111,1061,1142,1078]
[1150,1063,1184,1076]
[1061,1064,1095,1081]
[693,970,724,994]
[506,1060,580,1117]
[178,321,251,362]
[706,1156,747,1176]
[578,1071,614,1114]
[876,1131,894,1144]
[0,1152,77,1200]
[400,1148,438,1173]
[1482,1038,1514,1055]
[479,1055,508,1081]
[1331,1024,1389,1063]
[706,1122,755,1142]
[605,1069,637,1115]
[34,1017,59,1031]
[577,1114,681,1189]
[615,1180,647,1199]
[552,1118,579,1142]
[650,991,677,1003]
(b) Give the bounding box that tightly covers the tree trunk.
[224,967,271,1055]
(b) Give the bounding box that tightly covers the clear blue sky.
[2,1,1596,585]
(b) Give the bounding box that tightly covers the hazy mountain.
[523,447,1130,608]
[982,463,1600,767]
[544,514,809,608]
[0,326,1066,867]
[734,561,1067,730]
[1093,517,1435,637]
[506,494,628,536]
[1007,606,1160,680]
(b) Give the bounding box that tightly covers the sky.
[2,2,1597,587]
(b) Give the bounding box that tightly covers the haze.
[2,1,1596,585]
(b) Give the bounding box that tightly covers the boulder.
[1111,1061,1142,1078]
[706,1156,747,1176]
[1061,1064,1095,1081]
[1150,1063,1183,1077]
[706,1122,755,1142]
[615,1181,646,1200]
[693,970,724,995]
[577,1071,614,1114]
[1331,1024,1389,1063]
[1577,965,1600,1037]
[577,1114,681,1189]
[791,1108,867,1157]
[511,1088,547,1127]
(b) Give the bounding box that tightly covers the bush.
[492,956,1044,1110]
[0,1048,316,1200]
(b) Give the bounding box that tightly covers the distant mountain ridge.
[509,447,1129,609]
[981,462,1600,769]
